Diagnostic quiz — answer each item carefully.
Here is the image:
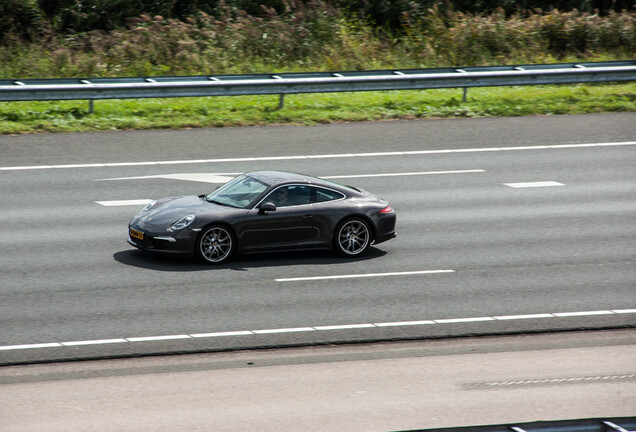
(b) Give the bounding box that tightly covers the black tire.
[196,225,235,264]
[334,217,371,257]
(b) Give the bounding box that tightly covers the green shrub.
[0,2,633,78]
[0,0,47,42]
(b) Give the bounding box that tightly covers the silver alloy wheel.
[337,218,370,256]
[198,226,233,264]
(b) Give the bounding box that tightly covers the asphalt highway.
[2,330,635,432]
[1,113,635,364]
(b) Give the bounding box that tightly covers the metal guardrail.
[400,418,636,432]
[1,61,634,110]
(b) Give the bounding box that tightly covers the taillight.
[379,206,394,213]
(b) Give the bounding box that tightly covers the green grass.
[0,83,634,134]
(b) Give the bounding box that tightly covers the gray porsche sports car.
[128,171,396,264]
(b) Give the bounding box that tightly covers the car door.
[308,185,347,243]
[240,185,320,250]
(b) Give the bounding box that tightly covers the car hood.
[130,195,228,230]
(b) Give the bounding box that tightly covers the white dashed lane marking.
[93,170,485,206]
[98,169,485,184]
[504,181,565,188]
[1,308,634,352]
[275,270,455,282]
[97,173,237,183]
[95,199,153,207]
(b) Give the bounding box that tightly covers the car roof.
[244,170,363,197]
[246,170,321,185]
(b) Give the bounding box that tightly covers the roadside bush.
[402,7,635,65]
[0,0,47,42]
[0,2,633,78]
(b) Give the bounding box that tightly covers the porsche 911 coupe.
[128,171,396,264]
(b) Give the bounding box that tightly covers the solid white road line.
[252,327,315,334]
[479,374,636,388]
[374,320,436,327]
[504,181,565,188]
[434,317,495,324]
[0,343,61,350]
[126,335,191,342]
[61,339,127,346]
[2,141,635,171]
[553,310,614,317]
[314,324,376,331]
[1,308,634,352]
[493,314,554,320]
[190,331,253,338]
[275,270,455,282]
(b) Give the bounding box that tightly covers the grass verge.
[0,83,634,134]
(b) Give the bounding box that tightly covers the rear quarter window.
[312,187,345,203]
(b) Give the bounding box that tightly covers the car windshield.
[205,175,268,208]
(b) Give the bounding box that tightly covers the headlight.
[170,214,195,231]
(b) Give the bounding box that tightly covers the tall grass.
[0,4,634,79]
[402,7,635,65]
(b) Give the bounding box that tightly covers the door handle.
[303,214,313,219]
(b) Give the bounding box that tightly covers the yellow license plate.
[130,228,144,240]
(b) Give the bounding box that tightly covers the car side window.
[311,187,345,203]
[266,185,311,207]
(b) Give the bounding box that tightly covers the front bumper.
[127,224,198,254]
[127,234,176,251]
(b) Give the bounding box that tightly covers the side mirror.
[258,202,276,214]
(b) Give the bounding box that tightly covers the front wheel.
[196,225,235,264]
[334,218,371,257]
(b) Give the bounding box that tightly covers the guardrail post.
[455,69,469,102]
[271,75,285,109]
[80,79,95,114]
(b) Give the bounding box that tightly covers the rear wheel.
[196,225,235,264]
[334,218,371,257]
